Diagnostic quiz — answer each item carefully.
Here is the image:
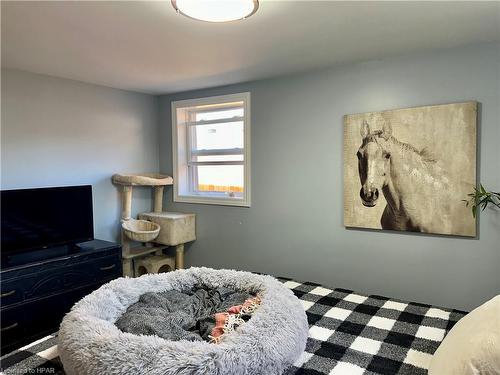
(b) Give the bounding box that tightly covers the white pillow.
[429,295,500,375]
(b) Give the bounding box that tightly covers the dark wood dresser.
[0,239,122,354]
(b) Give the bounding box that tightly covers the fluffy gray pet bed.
[59,267,308,375]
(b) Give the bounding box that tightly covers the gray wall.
[1,69,160,241]
[159,43,500,311]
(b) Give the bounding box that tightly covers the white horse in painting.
[357,120,470,235]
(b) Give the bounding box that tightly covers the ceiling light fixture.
[172,0,259,23]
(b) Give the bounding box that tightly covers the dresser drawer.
[62,255,121,289]
[92,255,122,279]
[24,294,65,335]
[23,272,64,300]
[1,281,110,354]
[1,280,23,305]
[1,293,65,354]
[0,305,25,347]
[1,271,64,308]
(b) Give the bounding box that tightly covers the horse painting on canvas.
[343,102,477,237]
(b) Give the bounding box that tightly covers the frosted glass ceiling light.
[172,0,259,23]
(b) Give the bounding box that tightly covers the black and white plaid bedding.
[0,278,466,375]
[279,277,466,375]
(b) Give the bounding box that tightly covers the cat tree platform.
[112,173,173,220]
[111,173,173,186]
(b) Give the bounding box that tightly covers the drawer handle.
[1,322,18,332]
[100,264,116,271]
[1,290,16,298]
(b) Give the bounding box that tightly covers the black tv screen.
[1,185,94,254]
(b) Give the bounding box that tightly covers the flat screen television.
[1,185,94,256]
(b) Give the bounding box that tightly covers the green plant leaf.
[465,185,499,218]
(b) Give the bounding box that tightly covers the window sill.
[174,194,251,207]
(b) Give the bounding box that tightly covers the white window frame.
[171,92,251,207]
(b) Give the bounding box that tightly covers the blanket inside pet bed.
[58,267,308,375]
[115,286,261,343]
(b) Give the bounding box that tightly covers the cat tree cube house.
[138,212,195,269]
[111,173,195,276]
[134,254,176,276]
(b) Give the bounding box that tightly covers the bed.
[0,277,466,375]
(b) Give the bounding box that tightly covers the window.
[172,92,251,206]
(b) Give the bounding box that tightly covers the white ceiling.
[2,1,499,95]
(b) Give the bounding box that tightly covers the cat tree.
[112,173,196,277]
